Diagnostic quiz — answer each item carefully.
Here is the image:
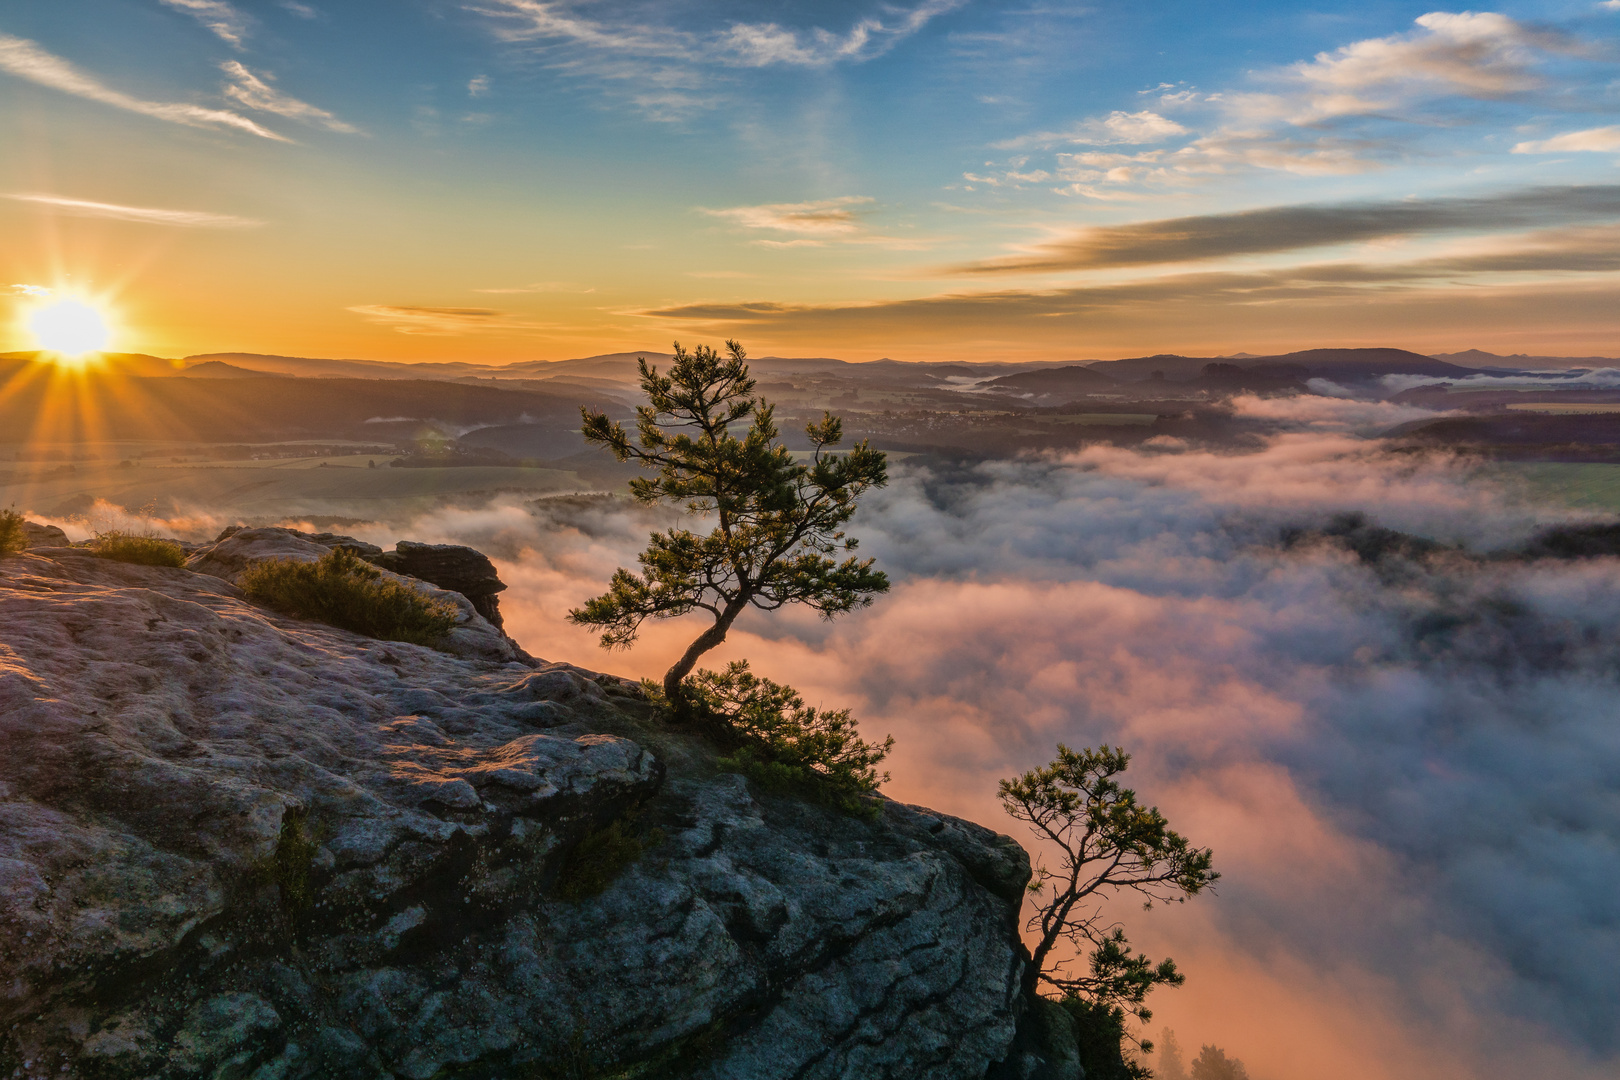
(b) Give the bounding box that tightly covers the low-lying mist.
[28,397,1619,1080]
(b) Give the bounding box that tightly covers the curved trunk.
[1021,943,1049,1000]
[663,597,749,717]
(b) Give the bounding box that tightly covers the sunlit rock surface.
[185,526,519,663]
[0,544,1030,1079]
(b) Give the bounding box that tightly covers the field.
[0,446,595,535]
[1487,462,1620,511]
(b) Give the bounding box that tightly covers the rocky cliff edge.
[0,527,1033,1080]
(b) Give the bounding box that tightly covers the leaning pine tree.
[1000,745,1218,1078]
[569,340,891,720]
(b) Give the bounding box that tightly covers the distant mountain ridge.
[1428,349,1620,370]
[1085,347,1482,383]
[7,346,1603,388]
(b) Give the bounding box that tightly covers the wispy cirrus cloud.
[346,304,560,336]
[2,192,265,228]
[160,0,251,48]
[1514,125,1620,154]
[700,196,939,249]
[996,110,1188,151]
[702,196,873,236]
[946,185,1620,274]
[634,224,1620,341]
[0,33,287,140]
[475,0,963,68]
[221,62,359,133]
[470,0,962,118]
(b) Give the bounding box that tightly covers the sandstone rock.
[0,550,1031,1079]
[371,540,508,627]
[184,527,518,662]
[20,522,69,548]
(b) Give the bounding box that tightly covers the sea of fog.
[38,393,1620,1080]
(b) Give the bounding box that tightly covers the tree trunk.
[662,597,748,718]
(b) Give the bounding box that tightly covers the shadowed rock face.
[371,540,509,628]
[0,548,1031,1079]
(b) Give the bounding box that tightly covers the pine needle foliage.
[240,547,459,646]
[569,340,889,711]
[683,660,892,814]
[1000,744,1217,1020]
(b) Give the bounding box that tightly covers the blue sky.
[3,0,1620,360]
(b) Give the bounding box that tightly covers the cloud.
[1514,125,1620,154]
[8,283,52,297]
[997,110,1189,150]
[279,1,320,17]
[0,34,287,140]
[946,185,1620,274]
[345,304,558,336]
[159,0,250,48]
[993,12,1609,192]
[475,0,964,68]
[631,242,1620,350]
[1224,392,1452,434]
[1249,10,1589,125]
[701,196,873,236]
[1,192,265,228]
[698,195,937,249]
[468,74,490,97]
[220,62,359,133]
[1379,366,1620,393]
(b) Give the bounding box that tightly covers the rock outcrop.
[0,538,1033,1079]
[185,527,520,664]
[370,540,509,628]
[20,523,69,548]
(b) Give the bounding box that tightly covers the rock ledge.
[0,538,1031,1079]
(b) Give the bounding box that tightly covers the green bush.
[92,531,187,567]
[239,546,459,646]
[681,660,893,816]
[0,508,24,557]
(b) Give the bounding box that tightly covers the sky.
[3,0,1620,363]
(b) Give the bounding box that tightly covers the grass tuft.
[92,531,188,567]
[240,546,459,646]
[0,508,24,557]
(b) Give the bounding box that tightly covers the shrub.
[681,660,893,816]
[0,508,24,557]
[239,546,459,646]
[92,531,187,567]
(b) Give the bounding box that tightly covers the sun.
[29,298,112,356]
